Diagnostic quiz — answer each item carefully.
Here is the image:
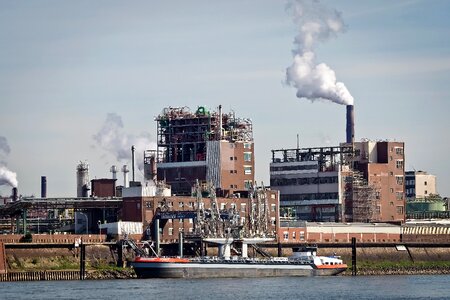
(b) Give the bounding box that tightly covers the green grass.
[350,260,450,270]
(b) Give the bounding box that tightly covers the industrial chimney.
[346,105,355,144]
[76,161,90,197]
[110,165,118,180]
[12,187,18,201]
[41,176,47,198]
[122,165,129,188]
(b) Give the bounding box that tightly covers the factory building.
[270,140,405,224]
[270,146,353,222]
[405,170,437,200]
[154,106,254,197]
[351,140,405,223]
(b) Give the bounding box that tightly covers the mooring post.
[200,238,205,256]
[117,240,123,268]
[178,231,183,258]
[351,237,357,276]
[80,242,86,280]
[277,242,282,257]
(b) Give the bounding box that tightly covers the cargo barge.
[131,246,347,278]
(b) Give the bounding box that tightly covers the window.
[375,192,380,199]
[395,147,404,155]
[424,181,428,186]
[230,184,234,188]
[271,217,276,226]
[396,192,403,200]
[244,143,251,149]
[241,203,246,213]
[178,202,184,208]
[137,203,140,209]
[230,157,234,160]
[390,188,394,193]
[396,176,404,185]
[231,203,236,210]
[220,203,226,210]
[244,180,252,189]
[168,219,172,223]
[169,228,173,236]
[244,166,252,175]
[300,231,305,241]
[283,232,289,240]
[240,217,245,225]
[425,190,428,195]
[230,170,233,174]
[396,206,404,214]
[189,218,193,224]
[188,228,193,233]
[271,204,276,212]
[396,160,404,169]
[244,152,252,162]
[234,156,237,160]
[292,231,296,239]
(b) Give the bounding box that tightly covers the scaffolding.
[350,170,379,222]
[156,106,253,164]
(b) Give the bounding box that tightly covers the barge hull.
[132,262,346,278]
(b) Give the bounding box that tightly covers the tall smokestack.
[12,187,18,201]
[41,176,47,198]
[346,105,355,144]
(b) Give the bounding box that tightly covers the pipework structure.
[155,106,254,196]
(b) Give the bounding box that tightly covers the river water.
[1,275,450,299]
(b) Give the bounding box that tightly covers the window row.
[271,176,338,186]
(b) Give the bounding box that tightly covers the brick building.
[121,187,280,243]
[154,106,254,197]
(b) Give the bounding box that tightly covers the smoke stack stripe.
[346,105,355,144]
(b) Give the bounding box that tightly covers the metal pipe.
[155,219,160,256]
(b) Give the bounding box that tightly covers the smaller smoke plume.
[93,113,156,170]
[0,166,18,188]
[0,136,11,156]
[285,0,353,105]
[0,136,18,188]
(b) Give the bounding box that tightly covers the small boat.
[131,246,347,279]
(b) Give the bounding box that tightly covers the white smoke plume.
[0,136,18,188]
[285,0,354,105]
[93,113,156,170]
[0,166,18,188]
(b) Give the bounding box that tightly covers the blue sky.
[0,0,449,197]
